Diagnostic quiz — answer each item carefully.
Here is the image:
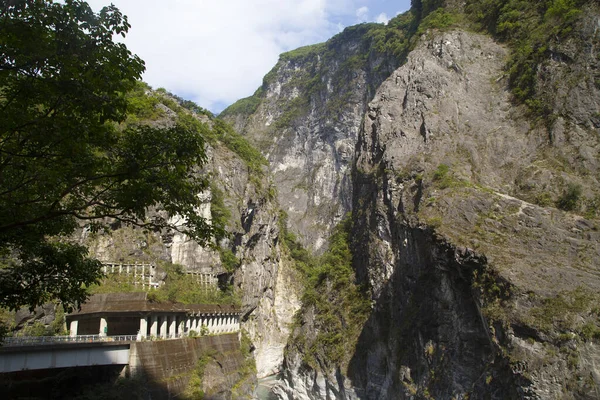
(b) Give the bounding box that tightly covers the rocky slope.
[221,23,403,252]
[80,89,301,382]
[264,3,600,399]
[24,1,600,398]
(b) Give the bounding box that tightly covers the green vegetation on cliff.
[284,215,371,372]
[0,0,221,314]
[465,0,587,115]
[221,15,424,126]
[125,82,267,177]
[89,263,240,306]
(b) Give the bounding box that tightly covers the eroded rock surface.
[276,27,600,399]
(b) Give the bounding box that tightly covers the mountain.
[221,1,600,398]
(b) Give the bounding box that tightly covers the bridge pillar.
[69,320,78,337]
[150,315,158,337]
[185,316,191,334]
[159,315,167,338]
[190,315,197,332]
[139,316,148,338]
[99,317,108,336]
[169,316,177,337]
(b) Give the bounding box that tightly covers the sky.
[86,0,412,114]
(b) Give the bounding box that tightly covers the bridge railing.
[0,332,203,347]
[2,334,138,347]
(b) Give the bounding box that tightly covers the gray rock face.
[538,7,600,130]
[67,9,600,397]
[275,28,600,399]
[222,26,399,252]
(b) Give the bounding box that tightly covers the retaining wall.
[129,334,254,399]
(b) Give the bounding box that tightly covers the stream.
[254,374,279,400]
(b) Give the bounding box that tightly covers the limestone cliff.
[221,23,402,252]
[67,2,600,398]
[270,3,600,399]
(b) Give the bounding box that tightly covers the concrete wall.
[78,317,100,335]
[129,334,254,399]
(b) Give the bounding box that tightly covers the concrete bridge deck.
[0,339,131,373]
[0,330,239,373]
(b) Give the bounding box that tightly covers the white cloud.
[355,6,369,22]
[376,12,390,24]
[84,0,405,113]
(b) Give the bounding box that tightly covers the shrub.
[290,215,371,371]
[219,248,241,272]
[210,183,230,240]
[418,8,460,34]
[557,183,582,211]
[432,164,455,189]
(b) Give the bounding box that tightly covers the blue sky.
[86,1,412,114]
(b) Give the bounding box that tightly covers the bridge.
[1,293,241,373]
[0,337,131,373]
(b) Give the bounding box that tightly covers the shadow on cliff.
[346,226,521,399]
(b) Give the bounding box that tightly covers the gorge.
[3,1,600,399]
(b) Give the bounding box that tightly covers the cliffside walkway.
[66,293,241,339]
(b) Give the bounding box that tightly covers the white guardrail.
[2,333,189,347]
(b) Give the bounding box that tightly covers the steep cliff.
[33,1,600,398]
[221,22,406,252]
[80,87,301,381]
[271,2,600,399]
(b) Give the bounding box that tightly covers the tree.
[0,0,216,311]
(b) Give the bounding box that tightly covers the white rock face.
[169,195,221,272]
[222,33,399,253]
[245,258,301,378]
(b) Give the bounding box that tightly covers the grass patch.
[432,164,467,189]
[465,0,586,117]
[556,183,582,211]
[526,287,599,338]
[90,263,240,306]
